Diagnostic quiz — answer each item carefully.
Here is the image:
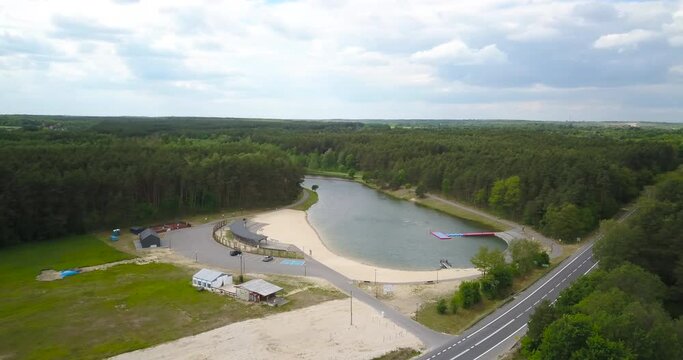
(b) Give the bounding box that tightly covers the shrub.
[436,299,448,314]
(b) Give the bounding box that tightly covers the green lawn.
[0,235,342,359]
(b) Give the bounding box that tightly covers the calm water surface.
[303,177,507,270]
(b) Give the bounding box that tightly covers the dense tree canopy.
[521,169,683,359]
[1,116,681,248]
[0,133,303,245]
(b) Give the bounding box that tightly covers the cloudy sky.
[1,0,682,121]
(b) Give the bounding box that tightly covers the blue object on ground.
[280,259,306,266]
[110,235,119,241]
[60,270,81,278]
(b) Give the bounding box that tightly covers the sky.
[1,0,682,122]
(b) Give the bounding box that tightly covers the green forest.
[519,167,683,358]
[1,115,682,248]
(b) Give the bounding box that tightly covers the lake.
[303,177,507,270]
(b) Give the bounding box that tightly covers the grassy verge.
[372,347,421,360]
[416,256,569,335]
[415,198,506,231]
[291,188,319,211]
[0,235,341,360]
[306,169,354,179]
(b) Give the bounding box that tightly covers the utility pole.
[350,290,353,326]
[416,303,419,321]
[374,269,378,297]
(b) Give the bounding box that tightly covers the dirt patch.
[36,256,159,282]
[359,280,462,317]
[110,299,422,360]
[36,270,62,281]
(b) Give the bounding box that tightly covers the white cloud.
[411,39,506,65]
[664,10,683,47]
[593,29,659,51]
[0,0,681,121]
[670,64,683,75]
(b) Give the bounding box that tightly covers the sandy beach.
[252,209,481,283]
[110,299,421,360]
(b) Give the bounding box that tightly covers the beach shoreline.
[253,209,481,284]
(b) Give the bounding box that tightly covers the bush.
[450,293,459,314]
[481,265,514,300]
[436,299,448,314]
[459,280,482,308]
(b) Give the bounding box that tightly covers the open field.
[0,235,342,360]
[112,298,421,360]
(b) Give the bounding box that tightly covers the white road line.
[450,348,470,360]
[471,324,528,360]
[583,261,600,275]
[475,319,515,347]
[463,244,594,340]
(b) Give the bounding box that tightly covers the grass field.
[0,235,342,359]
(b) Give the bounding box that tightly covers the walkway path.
[164,222,450,349]
[425,194,562,258]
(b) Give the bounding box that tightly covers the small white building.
[192,269,233,290]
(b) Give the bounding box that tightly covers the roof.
[239,279,282,296]
[139,228,159,240]
[193,269,229,282]
[229,220,267,244]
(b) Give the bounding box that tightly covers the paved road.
[417,208,636,360]
[164,222,450,348]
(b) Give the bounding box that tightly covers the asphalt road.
[164,222,450,348]
[417,207,636,360]
[417,243,598,360]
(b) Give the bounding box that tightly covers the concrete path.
[425,194,562,258]
[164,222,450,349]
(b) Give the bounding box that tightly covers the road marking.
[450,348,470,359]
[471,324,528,360]
[475,319,515,347]
[584,261,600,275]
[463,244,594,340]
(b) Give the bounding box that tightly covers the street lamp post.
[374,269,378,297]
[350,290,353,326]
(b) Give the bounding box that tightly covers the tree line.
[254,125,680,241]
[0,130,302,246]
[1,115,681,247]
[519,167,683,359]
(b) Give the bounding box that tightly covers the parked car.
[230,250,242,256]
[262,255,274,262]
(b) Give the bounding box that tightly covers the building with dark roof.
[229,219,267,246]
[139,228,161,248]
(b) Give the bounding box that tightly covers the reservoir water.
[303,177,508,271]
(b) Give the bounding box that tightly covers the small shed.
[192,269,233,289]
[139,229,161,248]
[236,279,283,303]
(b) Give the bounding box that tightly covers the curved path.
[164,222,450,349]
[425,194,562,258]
[417,207,637,360]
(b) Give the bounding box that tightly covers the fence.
[212,220,304,259]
